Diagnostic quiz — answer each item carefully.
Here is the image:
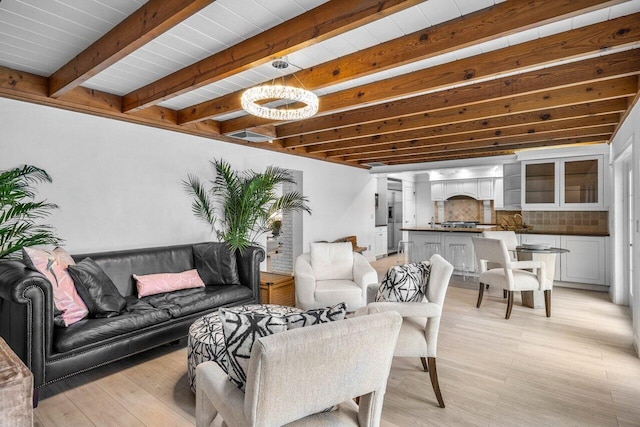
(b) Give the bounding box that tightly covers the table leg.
[517,252,556,309]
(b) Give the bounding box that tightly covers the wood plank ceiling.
[1,0,639,169]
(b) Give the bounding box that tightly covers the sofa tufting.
[0,242,264,405]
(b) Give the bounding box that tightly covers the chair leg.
[503,289,507,299]
[427,357,445,408]
[544,290,551,317]
[476,282,485,308]
[505,291,514,319]
[420,357,428,372]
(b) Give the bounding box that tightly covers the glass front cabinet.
[521,155,603,210]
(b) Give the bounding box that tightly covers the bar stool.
[424,242,441,261]
[397,240,415,264]
[448,243,468,280]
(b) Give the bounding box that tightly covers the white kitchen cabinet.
[444,179,478,199]
[374,226,388,258]
[407,231,442,262]
[444,181,460,199]
[460,180,478,197]
[521,155,604,210]
[520,234,561,281]
[560,235,606,285]
[443,233,479,276]
[431,182,444,201]
[503,162,521,209]
[477,178,493,200]
[494,178,504,210]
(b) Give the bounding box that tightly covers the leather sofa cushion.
[73,244,195,297]
[54,296,171,353]
[142,285,252,318]
[193,243,240,286]
[67,258,127,318]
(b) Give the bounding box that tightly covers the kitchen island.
[402,227,609,289]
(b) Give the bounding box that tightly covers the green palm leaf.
[184,159,311,253]
[0,165,62,259]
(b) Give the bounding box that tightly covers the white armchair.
[196,311,402,427]
[472,237,549,319]
[294,242,378,311]
[359,254,454,408]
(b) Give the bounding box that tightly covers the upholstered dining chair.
[195,311,402,427]
[358,254,454,408]
[294,242,378,311]
[481,230,518,297]
[472,237,548,319]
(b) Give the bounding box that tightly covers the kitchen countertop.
[401,226,609,237]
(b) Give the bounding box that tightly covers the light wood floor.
[34,256,640,426]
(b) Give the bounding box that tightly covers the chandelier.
[241,59,319,121]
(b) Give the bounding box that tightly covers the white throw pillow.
[310,242,354,281]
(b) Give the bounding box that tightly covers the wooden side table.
[0,338,33,425]
[260,272,295,306]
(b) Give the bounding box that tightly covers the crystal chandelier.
[241,59,319,121]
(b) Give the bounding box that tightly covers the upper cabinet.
[521,155,604,210]
[503,162,521,210]
[477,178,493,200]
[431,178,493,201]
[431,181,444,201]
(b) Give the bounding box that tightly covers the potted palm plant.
[0,165,62,259]
[183,159,311,252]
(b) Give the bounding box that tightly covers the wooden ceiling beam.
[310,99,627,154]
[328,114,620,159]
[376,140,605,165]
[355,135,610,165]
[121,0,423,113]
[177,0,624,124]
[279,50,640,145]
[223,12,640,134]
[48,0,216,98]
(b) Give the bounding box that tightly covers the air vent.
[226,130,272,143]
[363,162,386,167]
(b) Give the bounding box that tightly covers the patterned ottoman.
[187,303,303,392]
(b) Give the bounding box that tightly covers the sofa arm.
[236,246,266,303]
[353,253,378,292]
[294,255,316,309]
[0,260,55,388]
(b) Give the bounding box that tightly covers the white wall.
[609,99,640,355]
[414,172,434,226]
[0,98,376,260]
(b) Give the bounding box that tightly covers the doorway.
[387,179,403,253]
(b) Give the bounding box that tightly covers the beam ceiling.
[0,0,638,168]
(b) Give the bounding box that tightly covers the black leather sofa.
[0,242,264,404]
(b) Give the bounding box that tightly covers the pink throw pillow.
[134,269,205,297]
[23,247,89,326]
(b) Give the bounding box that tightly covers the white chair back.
[472,237,510,273]
[243,312,402,426]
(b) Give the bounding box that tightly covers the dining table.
[514,245,569,308]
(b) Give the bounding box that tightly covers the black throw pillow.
[67,258,127,318]
[193,242,240,286]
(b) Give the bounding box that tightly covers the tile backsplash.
[436,198,609,233]
[521,211,609,234]
[436,198,495,223]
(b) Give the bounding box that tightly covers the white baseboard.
[554,281,609,292]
